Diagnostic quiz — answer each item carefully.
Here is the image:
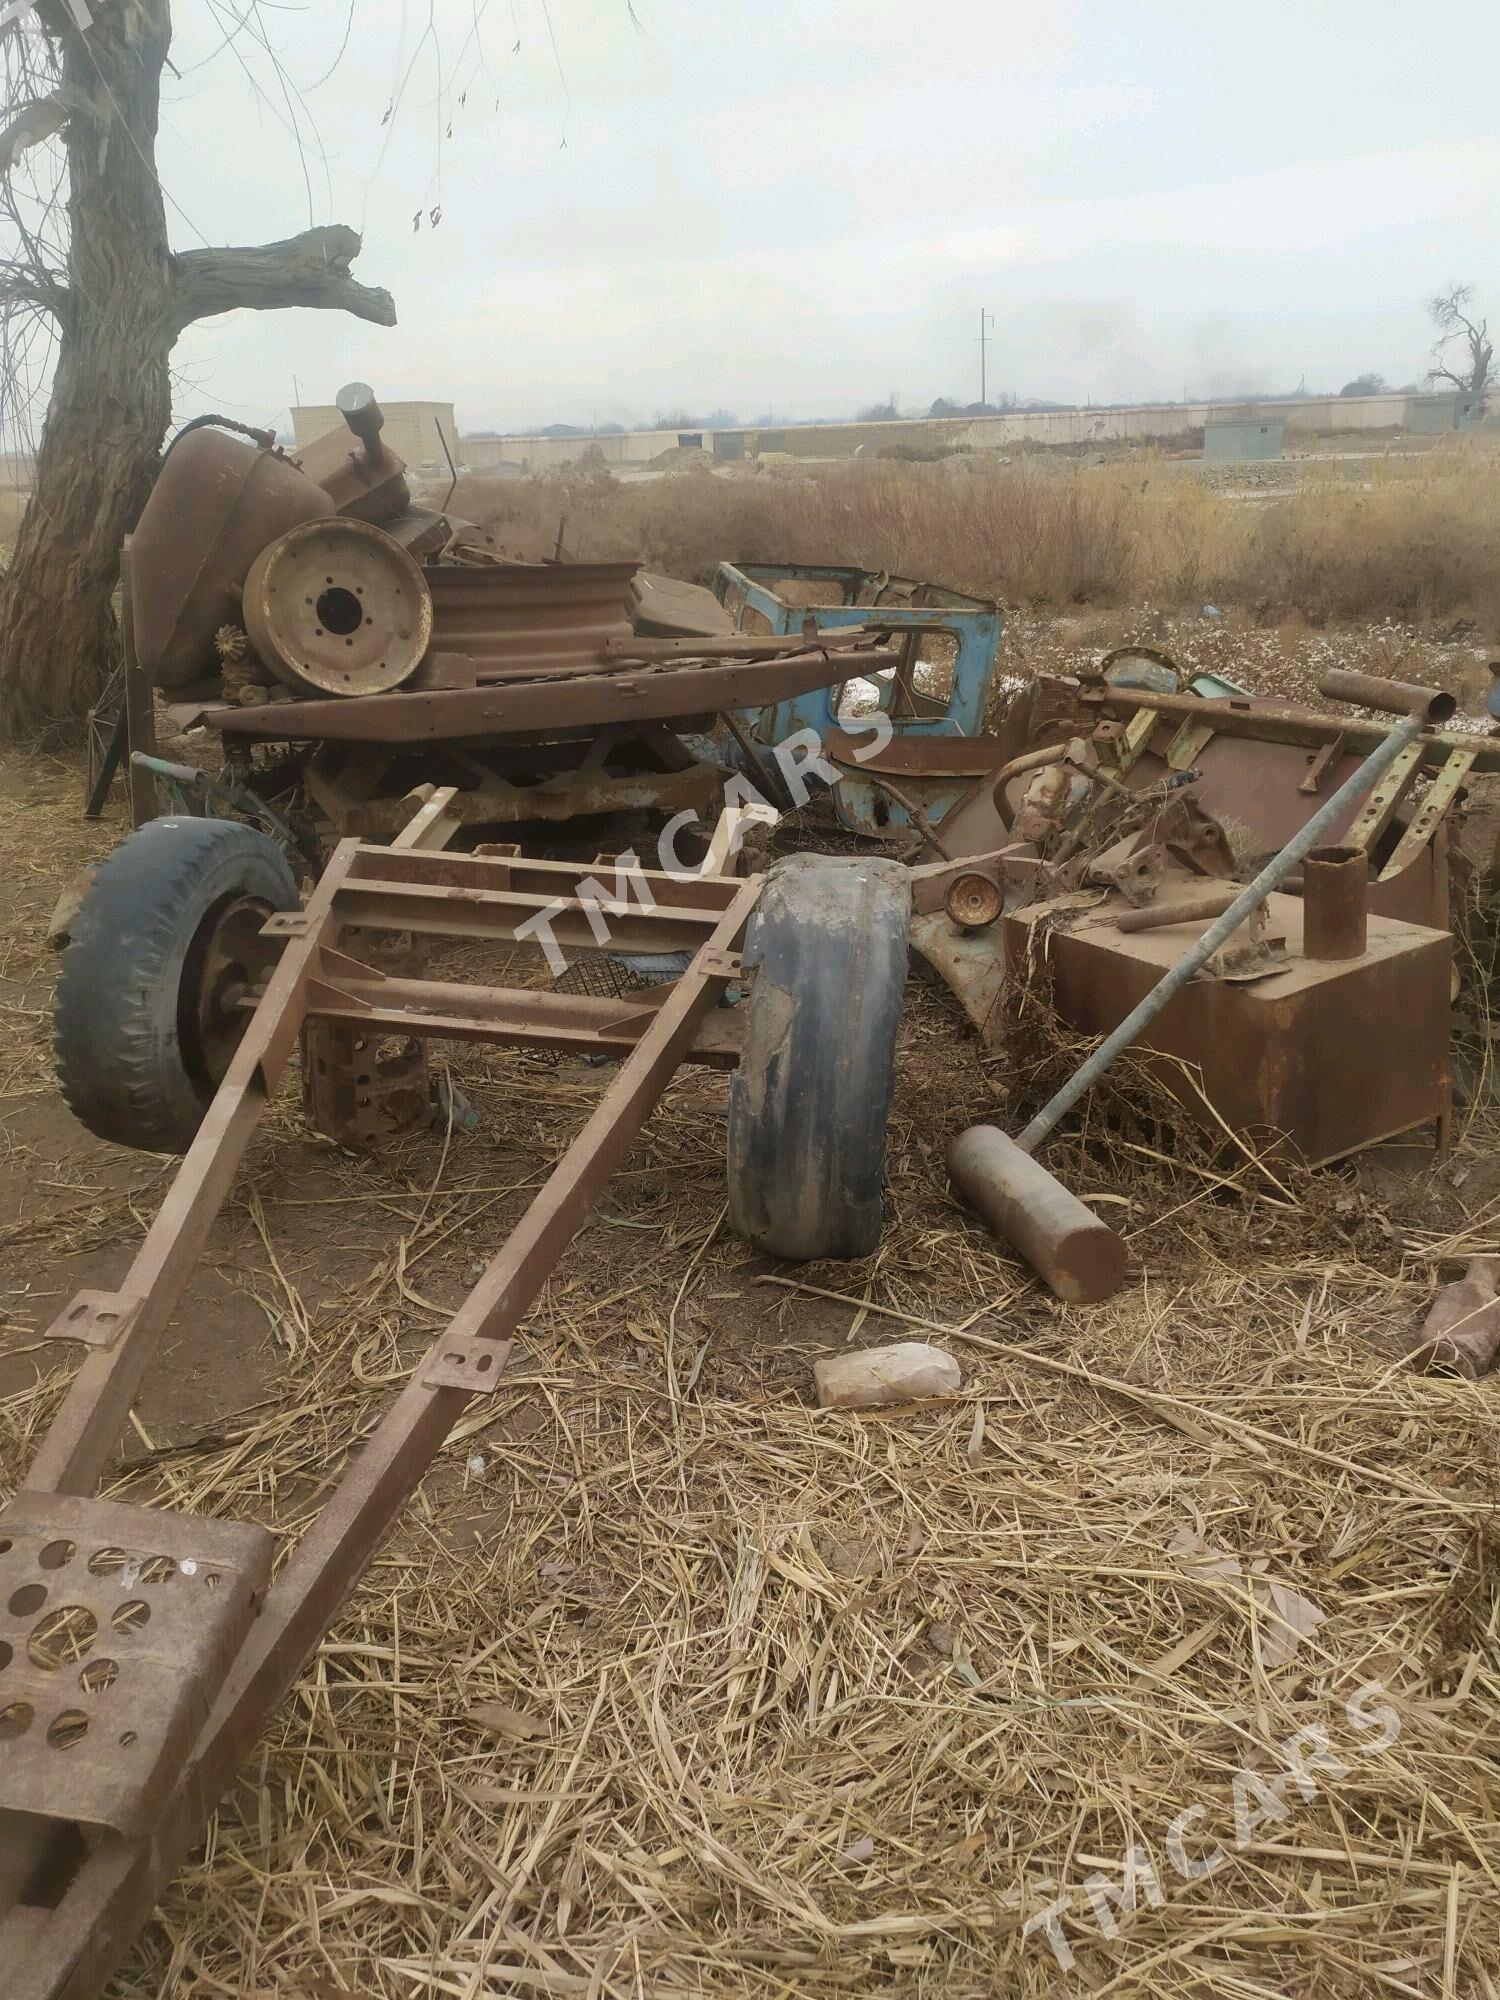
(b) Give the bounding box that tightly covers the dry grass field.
[447,436,1500,633]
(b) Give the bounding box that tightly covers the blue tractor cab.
[712,562,1005,837]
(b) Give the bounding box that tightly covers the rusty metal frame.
[197,642,903,745]
[1,836,763,1998]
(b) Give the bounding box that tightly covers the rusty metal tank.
[131,427,334,689]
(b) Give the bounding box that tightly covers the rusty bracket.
[43,1290,145,1351]
[1109,707,1159,777]
[422,1336,516,1393]
[696,949,746,983]
[261,911,318,940]
[1344,742,1424,854]
[1379,747,1477,881]
[1084,836,1166,908]
[1165,719,1216,771]
[1299,731,1346,794]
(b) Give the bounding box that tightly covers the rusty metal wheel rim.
[243,517,433,698]
[179,895,279,1094]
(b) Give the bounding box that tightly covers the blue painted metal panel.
[712,561,1003,742]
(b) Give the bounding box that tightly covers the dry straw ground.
[0,609,1498,1994]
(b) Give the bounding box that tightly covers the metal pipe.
[1113,886,1240,933]
[1301,844,1368,960]
[1316,668,1455,723]
[1015,710,1426,1155]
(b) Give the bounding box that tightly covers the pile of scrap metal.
[905,660,1500,1174]
[118,391,895,844]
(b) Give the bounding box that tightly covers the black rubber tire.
[54,817,299,1154]
[727,853,911,1261]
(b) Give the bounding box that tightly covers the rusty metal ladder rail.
[1,843,762,1999]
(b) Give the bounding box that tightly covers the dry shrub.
[444,441,1500,627]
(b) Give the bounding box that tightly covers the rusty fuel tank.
[131,427,334,689]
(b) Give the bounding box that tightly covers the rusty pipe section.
[948,1126,1127,1304]
[990,741,1070,827]
[1114,886,1240,933]
[336,381,388,469]
[1317,668,1456,724]
[1301,844,1368,960]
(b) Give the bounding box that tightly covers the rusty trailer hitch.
[1,805,911,1996]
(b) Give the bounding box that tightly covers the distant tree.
[856,395,900,421]
[653,409,704,431]
[1339,373,1388,397]
[1427,282,1493,402]
[702,408,739,430]
[929,396,963,418]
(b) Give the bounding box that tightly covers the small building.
[1203,415,1285,462]
[1410,392,1484,434]
[291,399,459,469]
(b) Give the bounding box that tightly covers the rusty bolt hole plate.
[0,1492,274,1835]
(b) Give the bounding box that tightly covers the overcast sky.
[160,0,1500,435]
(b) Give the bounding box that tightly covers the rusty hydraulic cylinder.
[947,1125,1127,1304]
[1301,844,1367,960]
[1317,668,1456,724]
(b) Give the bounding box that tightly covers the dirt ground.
[3,618,1500,1996]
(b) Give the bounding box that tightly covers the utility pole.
[979,308,994,410]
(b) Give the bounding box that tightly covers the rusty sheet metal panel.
[0,1491,274,1837]
[131,430,334,689]
[425,561,638,674]
[1003,892,1449,1165]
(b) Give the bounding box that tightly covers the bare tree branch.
[168,222,396,334]
[0,94,68,179]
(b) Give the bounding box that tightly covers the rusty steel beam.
[344,842,746,909]
[203,643,901,744]
[331,878,731,953]
[299,967,746,1064]
[24,848,357,1499]
[1079,686,1500,773]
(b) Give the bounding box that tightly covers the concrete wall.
[459,391,1470,473]
[292,400,459,468]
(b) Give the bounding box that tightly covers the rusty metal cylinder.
[948,1124,1128,1305]
[1302,844,1368,960]
[1317,668,1455,724]
[1115,886,1240,933]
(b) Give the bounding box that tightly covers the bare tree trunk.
[0,0,173,740]
[0,4,397,743]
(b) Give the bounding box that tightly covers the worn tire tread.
[726,853,910,1261]
[55,817,298,1154]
